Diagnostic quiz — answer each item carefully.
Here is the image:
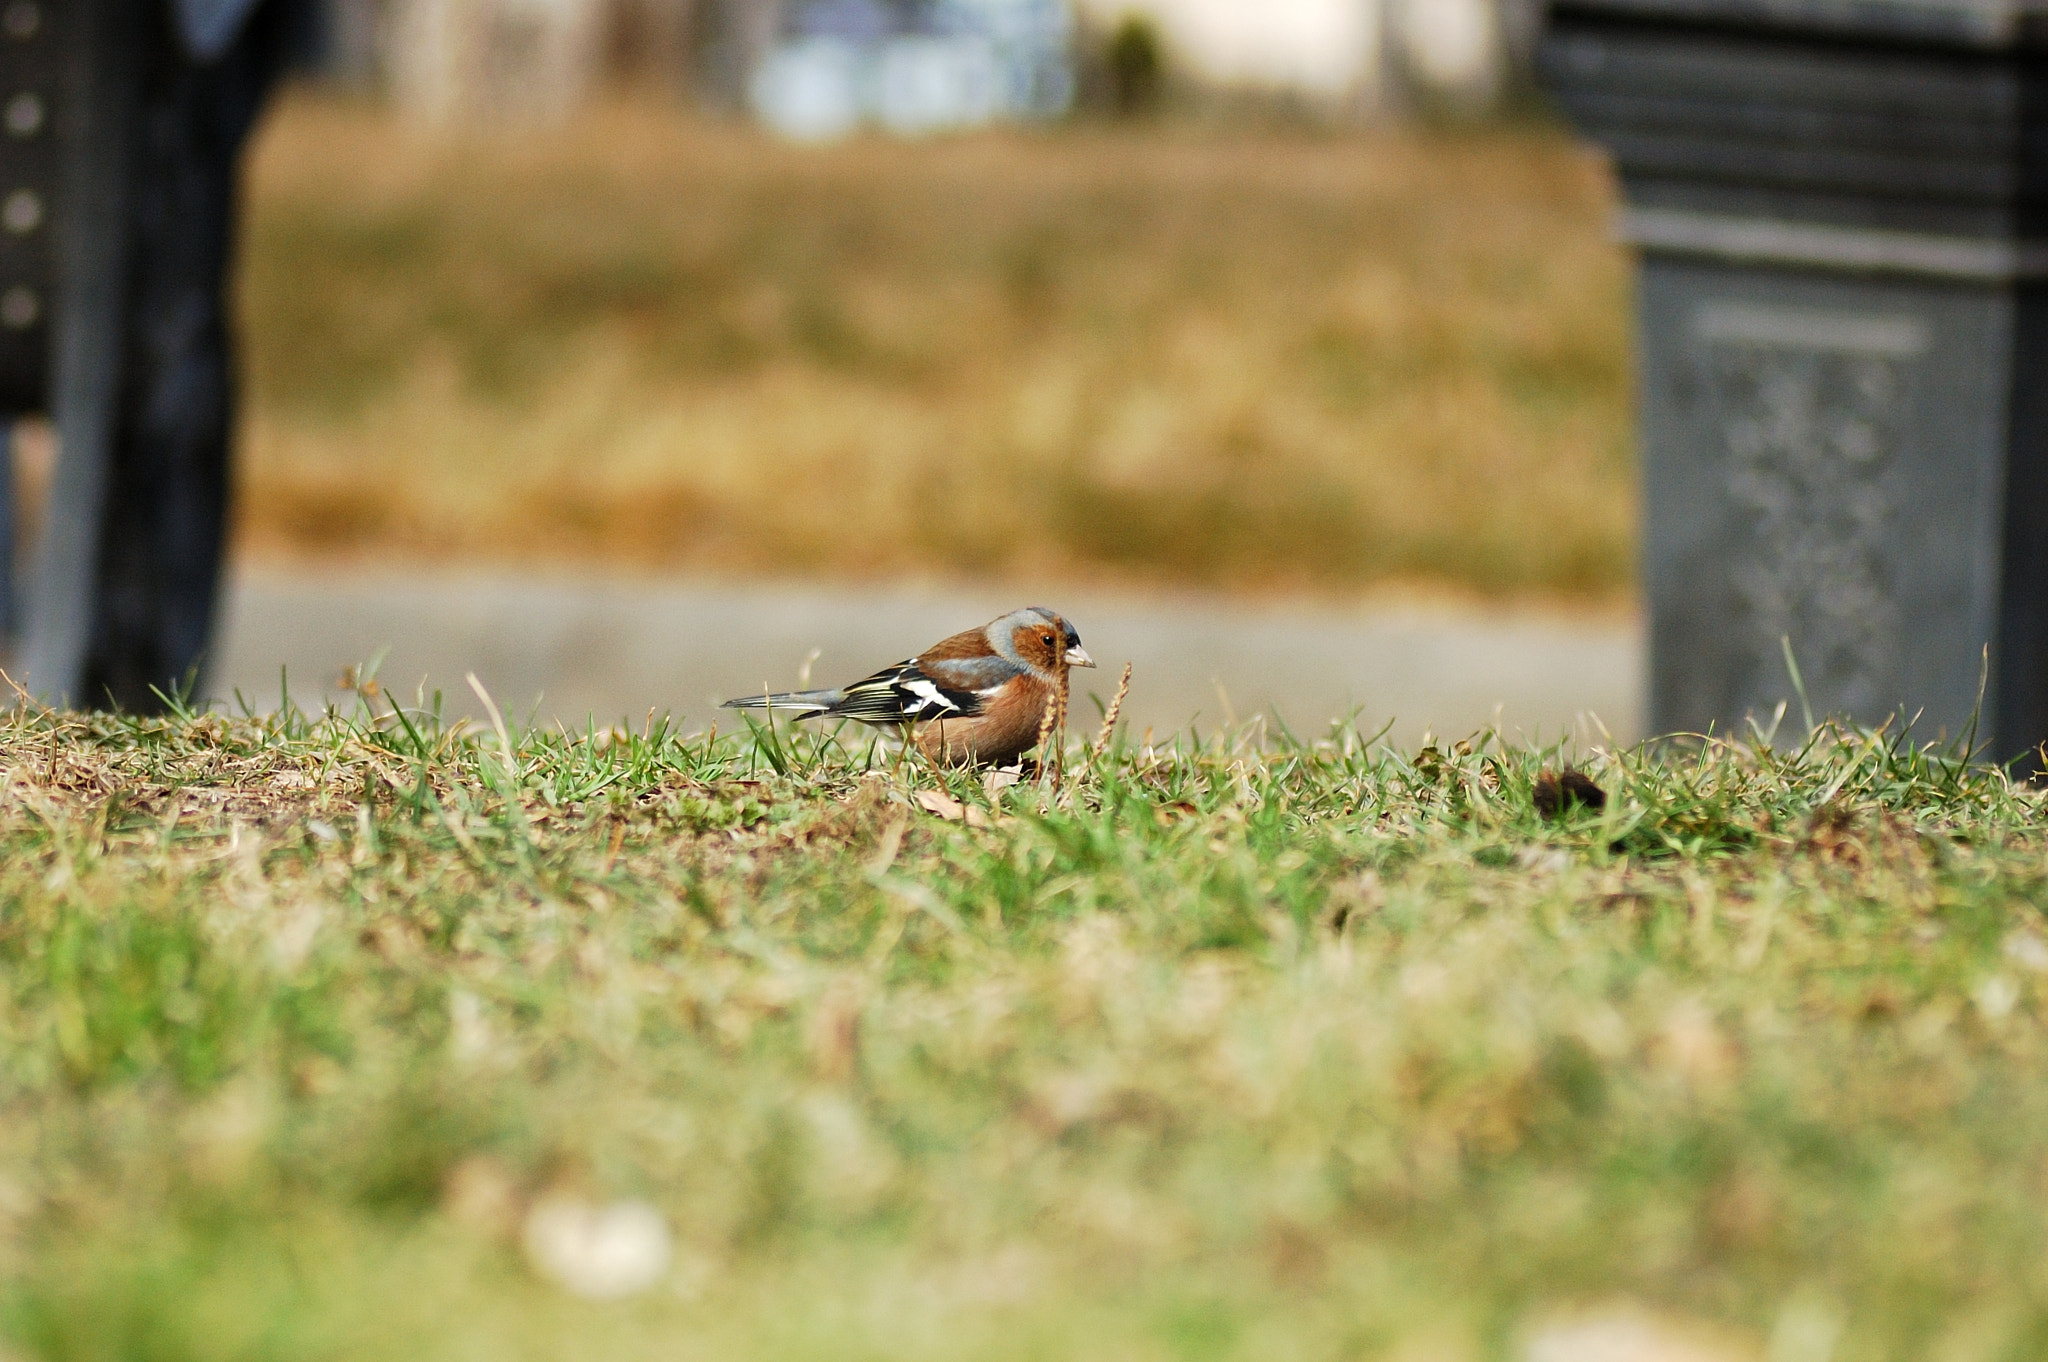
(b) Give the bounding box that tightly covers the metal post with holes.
[0,0,60,640]
[26,0,140,707]
[1539,0,2048,763]
[0,0,295,708]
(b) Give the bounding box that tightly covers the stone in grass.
[1533,768,1606,820]
[522,1192,673,1300]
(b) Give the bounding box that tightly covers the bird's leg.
[918,718,948,775]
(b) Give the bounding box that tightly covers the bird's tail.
[721,688,843,716]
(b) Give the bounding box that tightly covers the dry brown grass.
[236,94,1631,599]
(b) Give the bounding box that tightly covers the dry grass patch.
[237,96,1631,598]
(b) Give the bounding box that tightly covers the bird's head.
[993,606,1095,675]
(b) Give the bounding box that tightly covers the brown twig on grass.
[0,668,47,717]
[1035,631,1071,795]
[1091,663,1133,761]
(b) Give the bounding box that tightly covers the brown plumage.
[723,606,1097,767]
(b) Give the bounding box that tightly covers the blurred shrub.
[1104,15,1164,116]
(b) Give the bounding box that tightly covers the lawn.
[233,95,1631,600]
[0,685,2043,1361]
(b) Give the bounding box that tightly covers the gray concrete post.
[1540,0,2048,760]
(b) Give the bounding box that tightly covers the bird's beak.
[1065,646,1097,669]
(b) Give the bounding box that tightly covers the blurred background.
[134,0,1639,739]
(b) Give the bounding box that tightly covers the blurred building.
[374,0,611,120]
[328,0,1531,125]
[1076,0,1383,104]
[1071,0,1533,111]
[750,0,1073,139]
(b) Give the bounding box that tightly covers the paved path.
[212,570,1643,748]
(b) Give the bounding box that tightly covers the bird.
[722,606,1096,767]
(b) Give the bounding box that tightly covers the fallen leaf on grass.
[2005,930,2048,973]
[1533,768,1606,819]
[523,1193,673,1300]
[916,789,991,828]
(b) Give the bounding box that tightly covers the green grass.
[0,689,2045,1360]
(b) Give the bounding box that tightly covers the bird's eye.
[1041,633,1054,645]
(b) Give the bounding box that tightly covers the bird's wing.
[827,659,992,725]
[919,653,1024,694]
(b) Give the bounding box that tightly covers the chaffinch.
[723,606,1096,767]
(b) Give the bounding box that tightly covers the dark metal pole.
[23,0,137,705]
[0,422,15,640]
